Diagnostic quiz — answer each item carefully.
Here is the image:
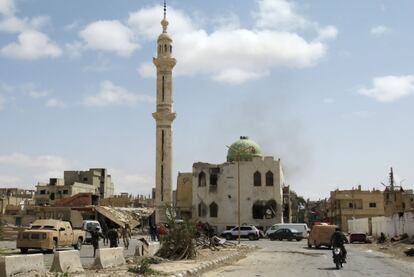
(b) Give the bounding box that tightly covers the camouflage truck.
[16,219,85,253]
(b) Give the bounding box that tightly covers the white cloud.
[1,30,62,60]
[359,75,414,102]
[46,98,65,108]
[370,25,391,37]
[0,15,25,32]
[254,0,307,30]
[316,25,338,41]
[0,153,71,186]
[131,2,334,84]
[79,20,139,56]
[84,80,154,107]
[0,0,15,17]
[29,90,49,98]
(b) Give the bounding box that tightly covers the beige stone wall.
[330,188,384,232]
[176,173,193,215]
[192,156,284,233]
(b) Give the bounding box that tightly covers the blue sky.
[0,0,413,199]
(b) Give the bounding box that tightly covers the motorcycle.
[332,246,345,269]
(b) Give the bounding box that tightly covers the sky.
[0,0,413,200]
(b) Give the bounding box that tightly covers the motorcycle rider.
[331,227,348,261]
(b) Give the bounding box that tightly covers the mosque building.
[176,136,286,233]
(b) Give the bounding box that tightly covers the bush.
[128,258,161,275]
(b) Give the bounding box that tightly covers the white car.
[221,225,260,240]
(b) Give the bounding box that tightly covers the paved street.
[204,240,414,277]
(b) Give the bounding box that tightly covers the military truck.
[16,219,85,253]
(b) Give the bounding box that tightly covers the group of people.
[89,224,132,257]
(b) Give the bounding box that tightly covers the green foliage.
[54,272,69,277]
[156,205,197,260]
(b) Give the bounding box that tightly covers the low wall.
[347,218,369,234]
[94,247,125,269]
[356,212,414,237]
[50,250,84,273]
[0,254,44,276]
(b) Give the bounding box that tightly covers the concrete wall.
[371,212,414,237]
[347,217,369,234]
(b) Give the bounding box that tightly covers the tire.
[225,234,233,240]
[296,238,302,242]
[74,238,82,250]
[20,248,28,254]
[269,236,275,241]
[248,234,256,241]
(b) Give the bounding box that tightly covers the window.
[164,44,167,52]
[198,202,207,217]
[63,190,68,195]
[369,202,376,208]
[83,177,88,182]
[252,201,265,219]
[170,45,172,52]
[158,45,161,53]
[40,190,46,195]
[210,173,218,186]
[162,76,165,101]
[349,203,353,208]
[266,171,274,186]
[209,202,218,218]
[253,171,261,187]
[403,202,406,209]
[198,172,206,187]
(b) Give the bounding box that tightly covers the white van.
[266,223,309,238]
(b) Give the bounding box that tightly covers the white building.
[190,136,285,233]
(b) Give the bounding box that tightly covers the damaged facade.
[177,136,285,233]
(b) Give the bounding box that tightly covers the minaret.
[152,1,176,224]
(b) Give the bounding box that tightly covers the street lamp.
[226,144,255,244]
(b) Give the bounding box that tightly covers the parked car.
[17,219,85,253]
[266,223,309,238]
[307,224,338,249]
[82,220,102,244]
[349,233,369,243]
[268,228,303,241]
[221,225,260,240]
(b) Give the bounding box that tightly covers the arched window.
[209,202,218,218]
[198,202,207,217]
[266,171,274,186]
[198,171,206,187]
[158,45,161,53]
[170,45,172,53]
[164,44,167,52]
[254,171,261,186]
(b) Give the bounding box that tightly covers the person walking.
[107,227,119,248]
[90,227,104,257]
[120,224,132,249]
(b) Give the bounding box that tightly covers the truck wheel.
[248,234,256,241]
[20,248,28,254]
[226,234,233,240]
[74,238,82,250]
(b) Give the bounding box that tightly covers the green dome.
[227,136,263,162]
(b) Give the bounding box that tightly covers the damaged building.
[176,136,286,233]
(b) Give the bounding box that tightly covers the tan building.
[175,172,193,219]
[177,136,285,233]
[383,168,414,216]
[34,168,114,205]
[329,186,384,232]
[0,188,35,215]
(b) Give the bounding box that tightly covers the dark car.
[269,228,303,241]
[349,233,369,243]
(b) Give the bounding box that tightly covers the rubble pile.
[196,235,236,251]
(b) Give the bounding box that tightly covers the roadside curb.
[167,246,252,277]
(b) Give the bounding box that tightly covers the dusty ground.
[355,240,414,263]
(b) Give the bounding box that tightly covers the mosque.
[152,3,287,232]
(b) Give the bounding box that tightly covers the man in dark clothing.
[107,228,119,248]
[90,227,104,257]
[331,227,348,260]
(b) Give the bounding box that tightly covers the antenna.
[164,0,167,19]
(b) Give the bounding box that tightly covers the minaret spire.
[153,1,176,224]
